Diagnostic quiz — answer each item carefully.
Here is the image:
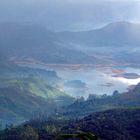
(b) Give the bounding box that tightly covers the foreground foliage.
[0,108,140,140]
[56,132,99,140]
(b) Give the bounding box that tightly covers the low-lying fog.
[58,67,140,98]
[20,63,140,98]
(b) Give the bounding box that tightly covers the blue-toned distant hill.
[1,22,140,65]
[58,21,140,47]
[62,82,140,118]
[0,23,98,64]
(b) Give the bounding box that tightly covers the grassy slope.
[0,77,70,99]
[0,78,73,125]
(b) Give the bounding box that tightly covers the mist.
[0,0,140,31]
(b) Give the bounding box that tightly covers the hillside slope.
[0,108,140,140]
[0,77,74,126]
[62,83,140,118]
[58,22,140,47]
[0,23,98,64]
[61,108,140,140]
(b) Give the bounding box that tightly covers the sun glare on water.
[114,77,140,85]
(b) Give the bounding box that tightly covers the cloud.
[0,0,140,31]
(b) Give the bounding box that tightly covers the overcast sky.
[0,0,140,31]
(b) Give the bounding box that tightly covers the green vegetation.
[0,108,140,140]
[0,125,39,140]
[0,77,74,126]
[62,108,140,140]
[62,83,140,118]
[56,132,99,140]
[0,78,68,99]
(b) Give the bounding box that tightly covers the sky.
[0,0,140,31]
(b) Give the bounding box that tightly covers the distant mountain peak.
[102,21,140,31]
[107,21,133,26]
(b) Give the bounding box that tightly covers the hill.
[58,22,140,47]
[62,83,140,118]
[0,56,74,126]
[0,108,140,140]
[61,108,140,140]
[0,22,98,64]
[1,22,140,65]
[0,77,74,126]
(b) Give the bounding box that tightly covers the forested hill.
[0,108,140,140]
[62,83,140,118]
[61,108,140,140]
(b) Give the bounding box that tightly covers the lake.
[18,63,140,98]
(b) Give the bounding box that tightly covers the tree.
[19,126,39,140]
[56,132,99,140]
[113,90,120,97]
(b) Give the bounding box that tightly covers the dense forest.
[0,108,140,140]
[62,83,140,118]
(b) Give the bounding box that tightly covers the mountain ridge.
[58,21,140,47]
[62,82,140,118]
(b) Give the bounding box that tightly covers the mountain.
[0,57,72,125]
[0,22,98,64]
[0,77,74,126]
[58,21,140,47]
[0,54,75,126]
[0,86,50,126]
[62,82,140,118]
[0,54,62,87]
[1,22,140,65]
[0,78,69,100]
